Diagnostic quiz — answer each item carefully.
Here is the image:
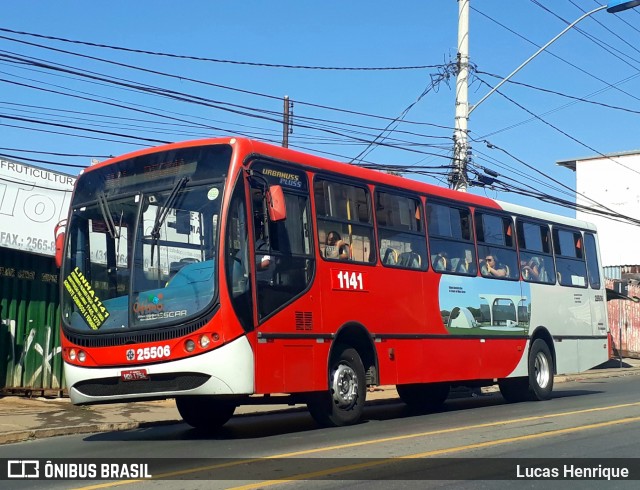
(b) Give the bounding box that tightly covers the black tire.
[528,338,554,400]
[499,338,554,403]
[176,396,236,430]
[396,383,450,412]
[498,377,530,403]
[307,345,366,427]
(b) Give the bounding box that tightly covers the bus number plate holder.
[121,369,149,382]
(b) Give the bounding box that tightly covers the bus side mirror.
[267,185,286,222]
[54,220,66,268]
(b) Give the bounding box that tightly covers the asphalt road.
[2,374,640,489]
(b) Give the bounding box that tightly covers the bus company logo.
[133,294,164,314]
[126,349,135,361]
[8,460,39,478]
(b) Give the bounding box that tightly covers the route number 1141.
[332,270,368,291]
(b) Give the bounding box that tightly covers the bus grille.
[73,372,210,397]
[63,308,217,348]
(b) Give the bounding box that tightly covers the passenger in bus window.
[522,256,541,281]
[432,252,449,272]
[455,249,475,273]
[324,231,350,260]
[481,254,508,278]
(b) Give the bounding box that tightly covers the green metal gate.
[0,248,64,394]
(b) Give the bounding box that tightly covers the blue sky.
[2,1,639,217]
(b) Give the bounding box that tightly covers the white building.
[557,150,640,267]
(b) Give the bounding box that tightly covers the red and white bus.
[57,137,608,429]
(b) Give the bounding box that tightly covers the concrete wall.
[573,153,640,267]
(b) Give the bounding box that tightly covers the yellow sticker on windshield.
[63,267,110,330]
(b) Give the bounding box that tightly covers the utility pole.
[282,95,293,148]
[451,0,470,192]
[448,1,635,191]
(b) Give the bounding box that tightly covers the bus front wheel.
[176,396,236,430]
[307,345,366,427]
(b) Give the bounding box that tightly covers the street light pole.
[450,0,640,192]
[469,5,607,116]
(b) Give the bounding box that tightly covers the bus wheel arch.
[530,326,557,375]
[332,322,378,386]
[306,323,375,427]
[498,327,555,403]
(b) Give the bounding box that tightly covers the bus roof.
[86,137,594,230]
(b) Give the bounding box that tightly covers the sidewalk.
[1,358,638,445]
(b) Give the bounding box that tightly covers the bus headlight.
[185,339,196,352]
[69,349,77,361]
[78,350,87,363]
[199,335,210,348]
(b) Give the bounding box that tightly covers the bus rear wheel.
[176,396,236,430]
[499,339,554,402]
[498,377,529,403]
[396,383,450,411]
[307,345,366,427]
[528,338,554,400]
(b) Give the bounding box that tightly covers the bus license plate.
[121,369,149,381]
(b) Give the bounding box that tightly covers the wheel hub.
[330,363,358,408]
[534,351,550,389]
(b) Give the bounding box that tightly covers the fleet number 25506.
[137,346,170,360]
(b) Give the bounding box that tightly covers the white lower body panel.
[65,336,255,405]
[505,336,608,379]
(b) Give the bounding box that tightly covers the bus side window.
[375,190,426,270]
[475,212,518,281]
[426,202,476,276]
[553,228,588,288]
[517,219,555,285]
[315,178,375,264]
[584,233,601,289]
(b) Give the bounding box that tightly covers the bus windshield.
[61,144,231,334]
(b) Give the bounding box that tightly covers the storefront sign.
[0,157,75,256]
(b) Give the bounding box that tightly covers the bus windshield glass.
[61,144,231,334]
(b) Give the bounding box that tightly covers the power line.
[0,30,455,130]
[0,49,454,151]
[477,70,640,117]
[474,76,640,180]
[0,58,455,159]
[0,152,88,169]
[0,26,440,71]
[350,62,457,164]
[0,146,111,158]
[471,4,640,105]
[530,0,640,70]
[472,137,640,226]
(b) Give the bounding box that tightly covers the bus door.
[248,163,318,394]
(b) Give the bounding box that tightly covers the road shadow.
[593,358,633,369]
[83,386,605,443]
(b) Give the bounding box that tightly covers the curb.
[1,368,638,446]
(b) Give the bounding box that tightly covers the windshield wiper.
[97,191,119,239]
[149,177,189,267]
